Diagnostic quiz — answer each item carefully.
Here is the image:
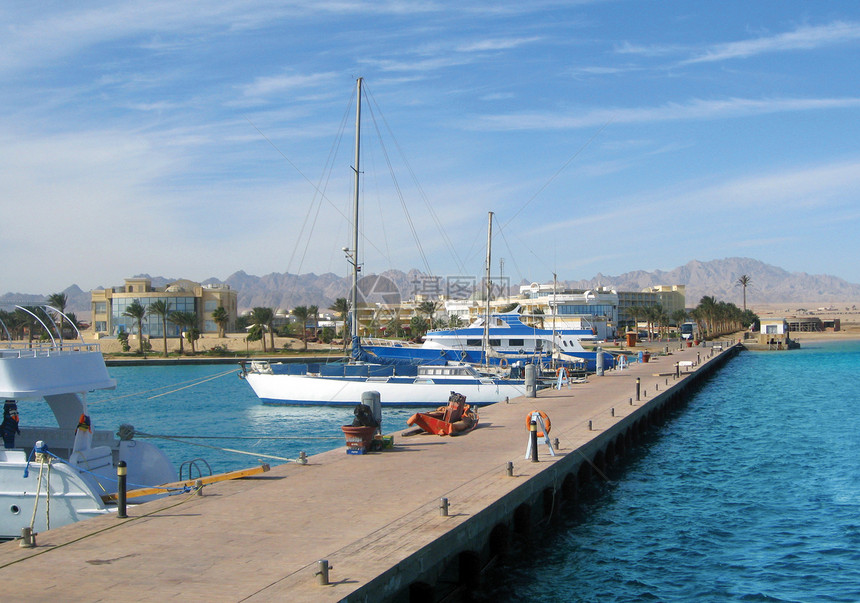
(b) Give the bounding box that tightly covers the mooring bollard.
[611,407,615,417]
[636,377,641,401]
[553,437,559,450]
[675,363,680,379]
[629,397,633,405]
[506,461,514,477]
[588,420,593,431]
[194,478,204,496]
[316,559,331,585]
[440,497,449,516]
[530,420,539,462]
[298,451,308,465]
[20,526,34,548]
[117,460,128,519]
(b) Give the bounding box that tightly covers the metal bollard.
[588,420,593,431]
[506,461,514,477]
[20,526,35,548]
[194,479,204,496]
[636,377,641,401]
[298,451,308,465]
[553,437,559,450]
[611,407,615,417]
[675,363,680,379]
[530,420,539,462]
[440,497,449,516]
[117,460,128,519]
[316,559,331,585]
[629,397,633,405]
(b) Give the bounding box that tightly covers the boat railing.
[361,338,417,348]
[0,340,105,359]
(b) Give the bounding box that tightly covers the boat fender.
[525,410,551,437]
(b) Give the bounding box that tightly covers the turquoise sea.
[480,340,860,602]
[23,362,421,476]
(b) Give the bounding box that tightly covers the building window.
[94,302,106,314]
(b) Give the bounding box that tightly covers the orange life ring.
[499,357,508,368]
[525,410,551,437]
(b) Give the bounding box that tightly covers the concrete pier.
[0,341,740,602]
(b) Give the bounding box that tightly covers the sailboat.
[362,213,616,373]
[240,78,529,407]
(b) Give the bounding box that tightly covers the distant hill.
[5,258,860,317]
[557,257,860,307]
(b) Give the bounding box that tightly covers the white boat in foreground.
[240,360,527,407]
[0,335,177,538]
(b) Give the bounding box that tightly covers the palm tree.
[47,292,68,341]
[698,296,718,339]
[169,310,196,355]
[329,297,350,352]
[736,274,752,311]
[211,306,229,338]
[416,300,439,330]
[308,305,319,344]
[149,300,172,357]
[122,299,148,356]
[626,305,642,335]
[448,314,464,329]
[672,309,689,339]
[248,307,274,352]
[291,306,311,351]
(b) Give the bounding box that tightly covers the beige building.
[91,277,238,337]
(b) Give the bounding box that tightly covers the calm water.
[481,340,860,602]
[22,362,421,476]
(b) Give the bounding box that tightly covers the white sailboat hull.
[244,371,526,407]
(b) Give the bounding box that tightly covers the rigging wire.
[364,84,467,276]
[363,92,434,276]
[502,120,611,231]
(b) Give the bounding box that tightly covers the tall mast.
[551,272,557,370]
[350,77,363,357]
[482,211,493,368]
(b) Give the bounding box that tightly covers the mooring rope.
[90,368,238,405]
[134,431,299,463]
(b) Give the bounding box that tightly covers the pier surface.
[0,342,737,601]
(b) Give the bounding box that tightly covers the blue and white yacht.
[362,308,615,372]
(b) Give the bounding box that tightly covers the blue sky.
[4,1,860,294]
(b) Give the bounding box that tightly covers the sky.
[3,1,860,295]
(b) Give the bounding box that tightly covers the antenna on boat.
[349,77,363,361]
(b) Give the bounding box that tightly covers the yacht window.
[466,339,482,347]
[509,339,525,347]
[489,339,501,347]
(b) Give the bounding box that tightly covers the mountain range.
[4,257,860,318]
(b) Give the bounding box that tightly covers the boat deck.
[0,342,735,601]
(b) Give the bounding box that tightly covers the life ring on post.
[525,410,551,437]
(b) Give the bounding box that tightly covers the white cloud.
[682,21,860,64]
[469,96,860,131]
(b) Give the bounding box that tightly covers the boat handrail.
[361,338,418,348]
[0,341,105,359]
